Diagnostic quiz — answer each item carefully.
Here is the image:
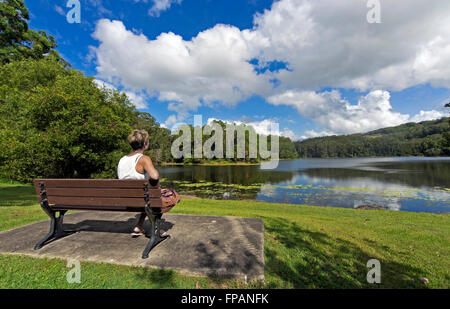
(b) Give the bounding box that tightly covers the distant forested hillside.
[295,117,450,158]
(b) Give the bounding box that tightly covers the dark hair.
[128,129,149,150]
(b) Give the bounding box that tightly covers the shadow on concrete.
[263,217,428,288]
[193,216,264,280]
[195,240,264,280]
[63,215,174,236]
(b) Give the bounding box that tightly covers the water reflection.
[301,161,450,188]
[159,158,450,214]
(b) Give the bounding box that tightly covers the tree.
[442,103,450,155]
[0,0,63,64]
[134,111,173,164]
[0,58,168,182]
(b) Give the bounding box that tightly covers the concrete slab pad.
[0,212,264,280]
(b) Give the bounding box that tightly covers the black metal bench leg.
[35,182,73,250]
[34,209,57,250]
[142,208,170,259]
[34,209,75,250]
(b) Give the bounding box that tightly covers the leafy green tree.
[442,103,450,155]
[279,136,298,159]
[0,58,167,182]
[0,0,63,64]
[134,111,174,164]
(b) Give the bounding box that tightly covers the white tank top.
[117,153,149,180]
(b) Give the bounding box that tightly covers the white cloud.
[149,0,182,17]
[133,0,182,17]
[164,114,179,127]
[409,110,446,123]
[206,118,298,140]
[93,19,272,113]
[123,91,147,109]
[93,79,148,109]
[269,89,445,137]
[279,128,299,141]
[91,0,450,132]
[93,79,115,90]
[249,0,450,91]
[54,5,65,16]
[300,130,334,140]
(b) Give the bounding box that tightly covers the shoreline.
[159,156,450,167]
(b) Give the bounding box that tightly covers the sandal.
[131,228,145,237]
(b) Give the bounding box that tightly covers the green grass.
[0,182,449,289]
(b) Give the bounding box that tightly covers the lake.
[159,157,450,214]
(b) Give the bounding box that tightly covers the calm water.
[159,157,450,213]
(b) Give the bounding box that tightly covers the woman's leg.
[134,213,146,233]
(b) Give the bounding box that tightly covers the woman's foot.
[131,227,145,237]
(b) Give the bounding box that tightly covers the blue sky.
[26,0,450,140]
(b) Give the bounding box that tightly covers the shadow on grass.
[0,185,37,206]
[263,217,426,289]
[135,267,178,288]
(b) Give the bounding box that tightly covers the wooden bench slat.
[46,196,163,207]
[51,205,172,213]
[51,205,139,211]
[48,196,162,207]
[45,188,162,198]
[49,196,143,206]
[34,179,160,189]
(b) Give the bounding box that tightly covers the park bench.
[33,179,174,259]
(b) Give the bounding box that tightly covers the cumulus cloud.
[93,79,148,109]
[269,89,445,137]
[93,79,116,90]
[250,0,450,91]
[206,118,298,140]
[93,19,272,112]
[300,130,335,140]
[409,110,447,123]
[123,91,148,109]
[91,0,450,133]
[164,114,179,127]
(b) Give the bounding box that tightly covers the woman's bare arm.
[140,156,159,180]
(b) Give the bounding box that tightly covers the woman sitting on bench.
[117,129,175,237]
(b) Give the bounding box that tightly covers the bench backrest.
[34,179,164,212]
